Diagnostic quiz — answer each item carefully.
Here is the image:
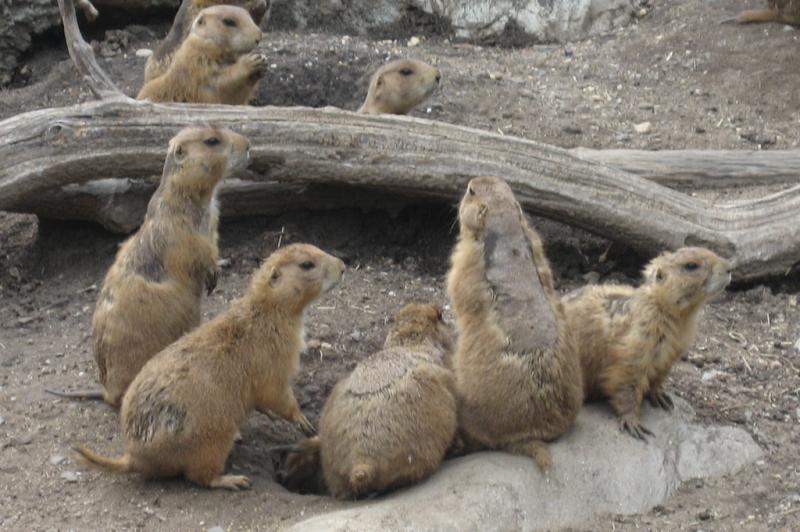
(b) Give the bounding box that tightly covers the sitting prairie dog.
[279,303,457,499]
[446,176,583,471]
[562,247,732,440]
[74,244,346,490]
[358,59,441,114]
[144,0,268,83]
[728,0,800,25]
[47,127,249,407]
[137,5,266,105]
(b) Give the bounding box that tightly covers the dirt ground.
[1,0,799,530]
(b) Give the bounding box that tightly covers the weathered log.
[0,99,798,281]
[571,148,800,189]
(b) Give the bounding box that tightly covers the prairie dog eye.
[399,68,413,76]
[684,262,699,271]
[223,18,238,28]
[204,137,220,146]
[300,261,316,270]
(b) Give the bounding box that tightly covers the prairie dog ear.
[375,72,385,90]
[269,266,281,286]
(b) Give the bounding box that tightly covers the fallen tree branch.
[0,99,798,281]
[571,148,800,189]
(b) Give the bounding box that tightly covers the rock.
[288,398,761,531]
[634,121,652,134]
[136,48,153,58]
[61,471,79,483]
[407,36,421,47]
[207,527,224,532]
[49,454,66,466]
[702,369,725,382]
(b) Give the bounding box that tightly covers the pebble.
[701,369,725,382]
[207,527,224,532]
[50,454,66,466]
[61,471,79,483]
[135,48,153,58]
[634,121,652,134]
[349,330,362,342]
[407,36,421,47]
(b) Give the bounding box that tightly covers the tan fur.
[735,1,800,24]
[446,176,583,471]
[75,244,346,490]
[144,0,268,83]
[282,303,457,499]
[88,127,249,408]
[138,5,265,105]
[562,247,732,440]
[358,59,441,115]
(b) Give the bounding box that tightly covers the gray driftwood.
[1,0,798,282]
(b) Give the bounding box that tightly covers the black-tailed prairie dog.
[144,0,268,83]
[562,247,731,440]
[137,5,266,104]
[279,303,457,499]
[446,176,583,471]
[730,0,800,25]
[358,59,441,114]
[74,244,346,490]
[47,127,249,407]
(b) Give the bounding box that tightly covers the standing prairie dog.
[358,59,441,114]
[138,5,266,105]
[47,127,249,407]
[74,244,346,491]
[144,0,268,83]
[279,303,457,499]
[562,247,732,440]
[446,176,583,471]
[729,0,800,25]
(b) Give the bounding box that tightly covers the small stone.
[563,126,582,135]
[61,471,79,483]
[788,295,797,307]
[701,369,724,382]
[349,330,362,342]
[407,36,421,47]
[582,271,601,284]
[698,509,713,521]
[207,527,224,532]
[50,454,66,465]
[634,122,652,134]
[135,48,153,58]
[488,72,504,81]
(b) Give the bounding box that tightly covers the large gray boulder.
[287,397,761,531]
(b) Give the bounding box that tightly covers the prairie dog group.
[75,244,345,490]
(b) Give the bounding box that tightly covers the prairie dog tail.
[349,462,375,492]
[735,8,780,24]
[73,446,133,474]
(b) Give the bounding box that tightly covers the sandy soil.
[1,0,799,530]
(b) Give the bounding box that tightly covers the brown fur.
[562,247,732,440]
[144,0,268,83]
[281,303,457,499]
[85,127,249,408]
[446,176,583,471]
[358,59,441,114]
[734,0,800,24]
[75,244,346,490]
[138,5,265,105]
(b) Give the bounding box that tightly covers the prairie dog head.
[164,126,251,195]
[191,0,268,26]
[360,59,441,114]
[383,303,454,356]
[643,247,732,312]
[457,176,523,237]
[191,5,263,57]
[252,244,345,310]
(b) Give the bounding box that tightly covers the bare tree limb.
[57,0,122,99]
[0,100,798,281]
[571,148,800,189]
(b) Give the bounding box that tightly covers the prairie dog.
[446,176,583,471]
[562,247,732,439]
[730,0,800,25]
[280,303,457,499]
[144,0,268,83]
[137,5,266,105]
[45,127,249,407]
[74,244,346,490]
[358,59,441,114]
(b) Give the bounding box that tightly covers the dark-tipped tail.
[73,445,133,474]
